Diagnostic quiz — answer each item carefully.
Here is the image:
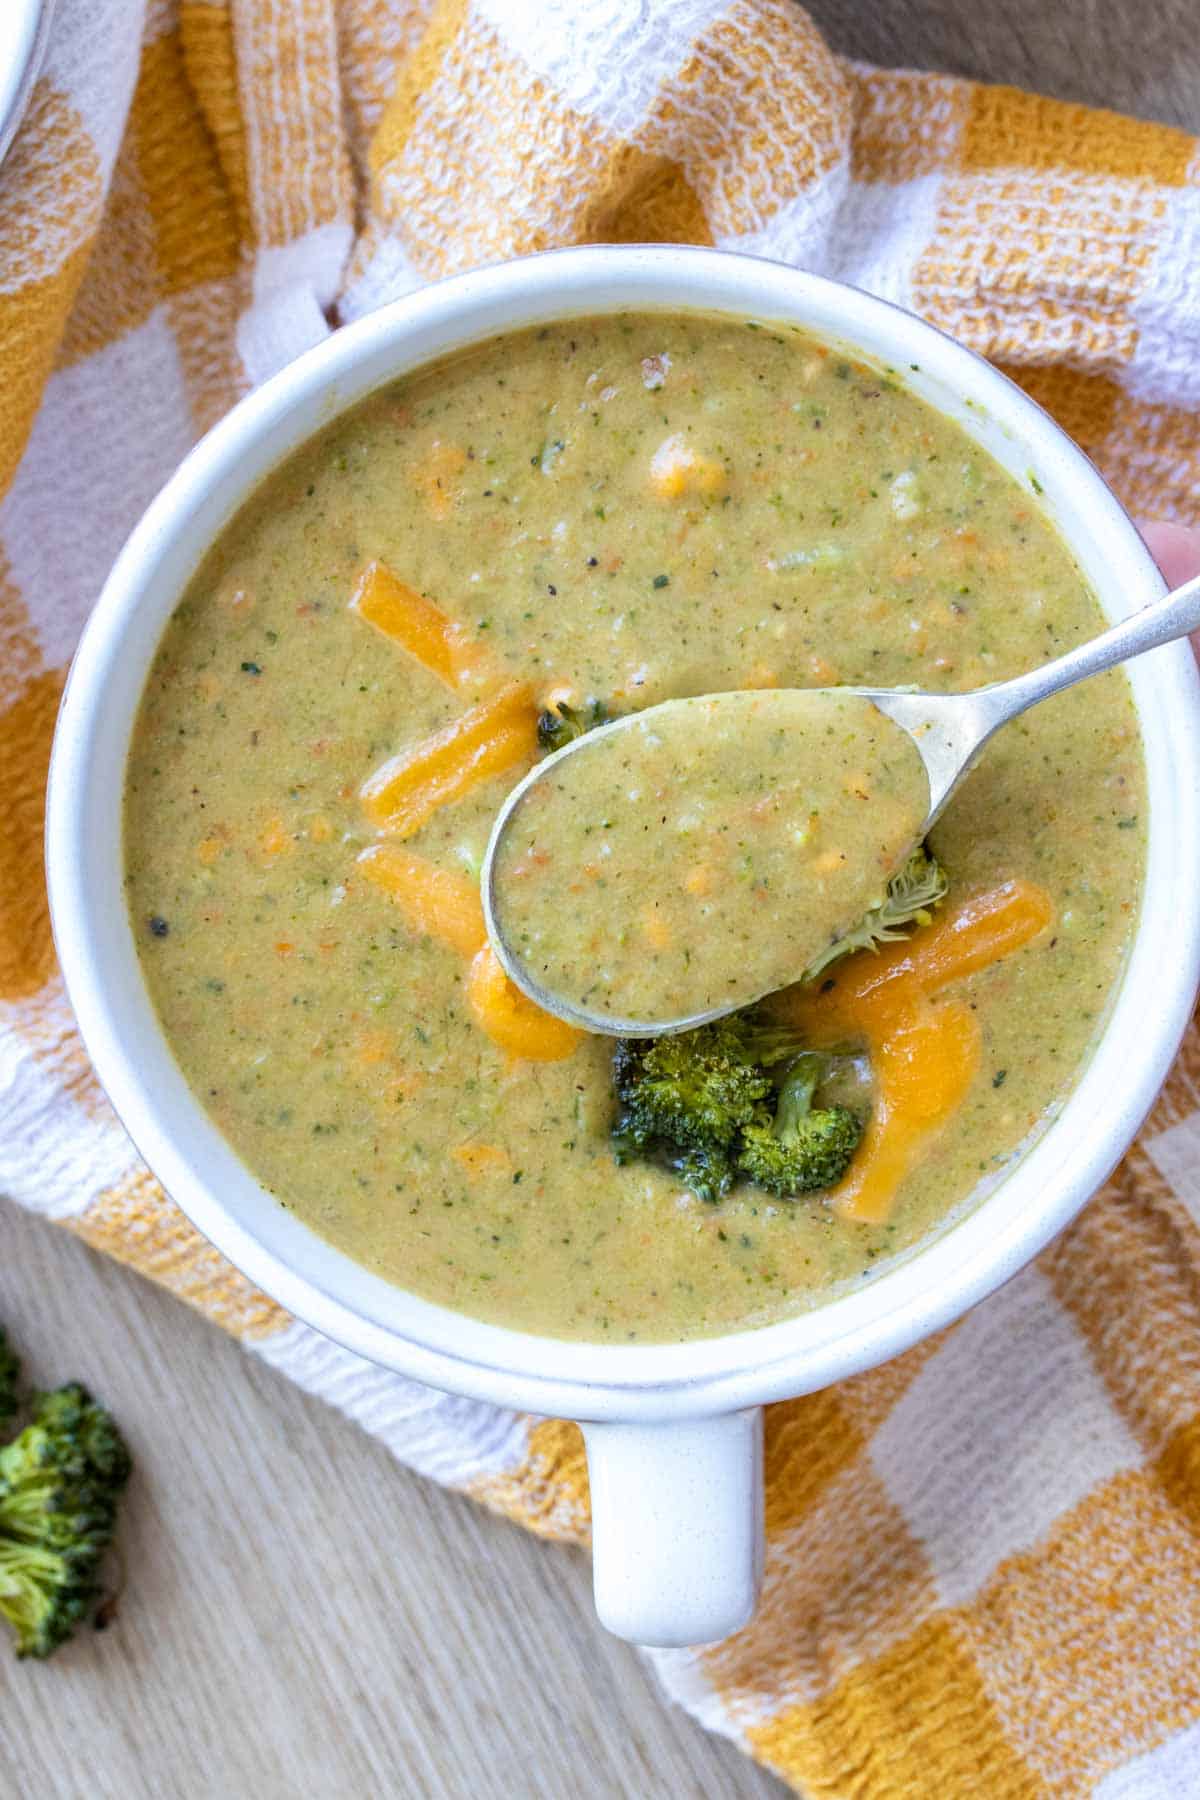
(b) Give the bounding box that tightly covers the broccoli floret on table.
[0,1380,132,1659]
[536,698,614,754]
[803,842,948,981]
[737,1053,863,1196]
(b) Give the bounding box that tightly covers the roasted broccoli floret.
[738,1053,863,1196]
[611,1022,863,1201]
[670,1142,738,1206]
[0,1381,132,1659]
[536,698,613,754]
[612,1016,806,1156]
[0,1330,18,1428]
[803,842,949,981]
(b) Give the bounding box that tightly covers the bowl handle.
[580,1407,763,1646]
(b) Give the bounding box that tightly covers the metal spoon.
[483,568,1200,1036]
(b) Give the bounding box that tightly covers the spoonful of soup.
[483,566,1200,1035]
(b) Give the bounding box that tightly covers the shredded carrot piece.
[774,880,1052,1222]
[349,561,490,692]
[642,906,672,951]
[452,1142,513,1177]
[466,946,582,1061]
[360,682,538,837]
[259,814,293,860]
[649,433,727,499]
[354,1026,394,1067]
[356,843,486,960]
[413,440,467,520]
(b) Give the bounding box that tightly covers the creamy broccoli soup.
[491,690,930,1026]
[124,312,1145,1342]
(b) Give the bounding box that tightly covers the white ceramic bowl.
[46,247,1200,1647]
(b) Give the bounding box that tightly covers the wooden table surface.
[3,6,1195,1796]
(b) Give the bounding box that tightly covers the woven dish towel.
[4,1,1200,1793]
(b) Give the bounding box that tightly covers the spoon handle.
[989,568,1200,724]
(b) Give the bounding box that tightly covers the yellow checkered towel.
[4,1,1200,1791]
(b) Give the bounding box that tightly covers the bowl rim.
[0,0,55,167]
[46,244,1200,1421]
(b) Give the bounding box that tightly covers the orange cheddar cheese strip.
[349,561,490,692]
[357,845,579,1061]
[356,843,487,960]
[466,945,583,1062]
[831,994,979,1223]
[360,682,538,837]
[776,879,1052,1222]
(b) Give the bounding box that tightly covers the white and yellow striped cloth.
[3,2,1200,1792]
